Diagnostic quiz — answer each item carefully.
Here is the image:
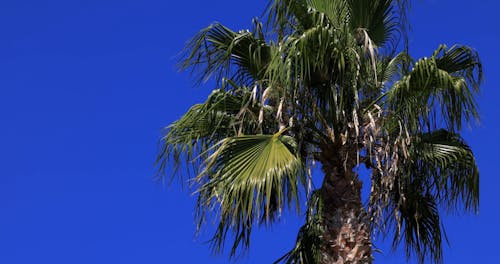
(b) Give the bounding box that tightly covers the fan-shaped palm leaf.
[306,0,349,28]
[266,0,313,35]
[195,132,306,255]
[348,0,397,47]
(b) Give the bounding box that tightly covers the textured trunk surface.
[318,144,372,264]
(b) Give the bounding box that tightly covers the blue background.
[1,0,498,263]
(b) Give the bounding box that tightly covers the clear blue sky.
[1,1,498,263]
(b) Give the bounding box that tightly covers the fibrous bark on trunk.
[317,143,372,264]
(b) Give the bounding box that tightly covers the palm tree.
[157,0,482,263]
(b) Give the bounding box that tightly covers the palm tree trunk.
[318,144,372,264]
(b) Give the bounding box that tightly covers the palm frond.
[434,44,482,91]
[386,45,482,131]
[156,88,252,179]
[266,0,312,36]
[379,51,412,84]
[384,129,478,264]
[390,182,443,264]
[195,132,306,255]
[348,0,398,47]
[180,21,270,85]
[412,129,479,212]
[306,0,349,28]
[275,191,324,264]
[264,21,359,134]
[285,25,346,84]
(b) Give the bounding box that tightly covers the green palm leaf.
[275,191,324,264]
[379,51,412,84]
[195,132,306,255]
[413,129,479,212]
[386,129,478,264]
[181,21,270,85]
[266,0,314,34]
[386,45,482,131]
[307,0,349,28]
[390,182,443,264]
[157,88,253,179]
[348,0,397,47]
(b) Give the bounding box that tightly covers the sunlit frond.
[195,132,306,255]
[157,88,253,179]
[434,45,482,91]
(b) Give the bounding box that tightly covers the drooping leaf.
[386,45,482,132]
[390,183,443,264]
[412,129,479,212]
[275,191,324,264]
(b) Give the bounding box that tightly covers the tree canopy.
[158,1,481,263]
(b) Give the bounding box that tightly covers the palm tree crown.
[158,0,481,263]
